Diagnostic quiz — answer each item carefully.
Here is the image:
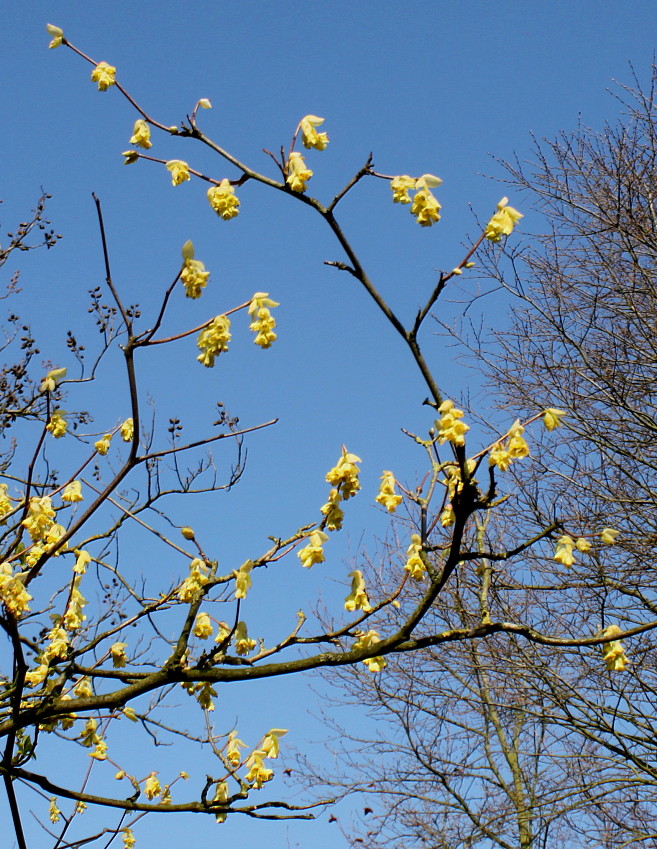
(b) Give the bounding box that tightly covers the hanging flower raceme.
[193,611,213,639]
[207,179,240,220]
[180,240,210,299]
[298,530,328,568]
[90,61,117,91]
[344,570,373,612]
[390,175,416,204]
[405,534,426,580]
[411,187,441,227]
[375,470,402,513]
[94,433,112,455]
[62,480,83,503]
[63,577,87,630]
[353,629,386,672]
[46,409,67,438]
[436,399,469,446]
[484,197,523,242]
[248,292,279,348]
[286,151,313,193]
[553,535,576,567]
[390,173,442,226]
[0,485,13,522]
[601,528,619,545]
[300,115,329,150]
[245,752,274,789]
[234,621,256,655]
[197,315,231,367]
[234,560,253,598]
[40,367,66,394]
[226,731,248,766]
[326,448,362,499]
[129,119,152,149]
[543,408,567,431]
[120,418,134,442]
[165,159,191,186]
[177,558,210,602]
[22,496,55,542]
[320,488,344,531]
[0,563,32,618]
[600,625,629,672]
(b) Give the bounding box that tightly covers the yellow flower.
[144,772,161,800]
[320,489,344,531]
[122,150,139,165]
[576,537,591,552]
[74,677,93,697]
[46,23,64,49]
[165,160,191,186]
[488,445,512,471]
[554,535,575,567]
[543,408,567,431]
[286,151,313,193]
[353,629,386,672]
[436,400,469,446]
[375,471,402,513]
[80,718,100,748]
[484,197,523,242]
[215,621,230,644]
[193,611,214,639]
[259,728,287,759]
[120,418,134,442]
[62,480,83,503]
[0,563,32,618]
[248,292,280,349]
[440,504,455,527]
[601,625,629,672]
[46,409,67,438]
[63,578,87,630]
[507,421,529,459]
[90,739,108,760]
[410,189,441,227]
[234,621,256,655]
[177,558,209,602]
[390,175,416,204]
[182,258,210,299]
[181,526,195,540]
[234,560,253,599]
[226,730,247,766]
[207,179,240,220]
[0,484,13,522]
[49,797,61,822]
[74,549,91,574]
[404,534,426,580]
[344,570,373,612]
[22,496,55,542]
[212,781,229,823]
[298,530,329,568]
[245,752,274,788]
[40,367,67,393]
[122,829,136,849]
[110,642,128,667]
[198,98,213,110]
[91,61,117,91]
[130,119,152,149]
[197,315,231,367]
[95,433,112,455]
[300,115,329,150]
[326,448,362,500]
[601,528,619,545]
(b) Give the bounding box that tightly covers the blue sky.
[3,2,657,847]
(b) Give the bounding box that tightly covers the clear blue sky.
[3,2,657,847]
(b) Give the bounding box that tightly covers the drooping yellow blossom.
[248,293,280,349]
[91,61,117,91]
[144,772,161,800]
[601,528,619,545]
[120,418,134,442]
[90,739,108,760]
[80,717,101,748]
[298,530,329,568]
[49,797,61,823]
[63,577,87,630]
[234,621,256,656]
[234,559,254,599]
[489,444,512,471]
[353,629,387,672]
[45,522,68,553]
[95,433,112,455]
[46,23,63,49]
[196,682,218,711]
[245,752,274,789]
[0,484,13,522]
[484,197,523,242]
[320,488,344,531]
[390,175,416,204]
[42,625,70,664]
[178,558,209,602]
[74,549,91,574]
[123,707,138,722]
[46,409,67,438]
[193,611,214,639]
[165,159,191,186]
[411,188,441,227]
[130,119,152,149]
[40,367,67,393]
[62,480,83,503]
[436,400,469,446]
[344,570,373,612]
[554,535,575,567]
[601,625,629,672]
[76,802,87,814]
[212,781,229,823]
[198,98,213,110]
[259,728,288,759]
[122,829,136,849]
[326,448,362,500]
[375,471,402,513]
[74,677,93,698]
[543,408,567,431]
[110,642,128,667]
[0,562,32,618]
[24,663,49,688]
[507,421,530,459]
[286,151,313,193]
[182,258,210,299]
[207,179,240,220]
[405,534,426,580]
[576,537,591,552]
[226,730,248,766]
[215,621,231,644]
[300,115,329,150]
[22,496,55,541]
[440,504,455,527]
[197,315,231,367]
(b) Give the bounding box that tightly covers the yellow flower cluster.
[234,559,253,598]
[22,496,55,542]
[375,470,402,513]
[489,420,530,471]
[244,728,287,789]
[286,151,313,193]
[344,569,373,612]
[197,315,231,367]
[182,258,210,299]
[248,292,279,348]
[0,484,13,522]
[193,611,214,639]
[177,558,210,602]
[46,409,67,438]
[404,534,426,580]
[40,367,66,393]
[145,772,161,800]
[321,449,361,531]
[207,179,240,220]
[298,530,328,568]
[601,625,629,672]
[62,480,83,503]
[484,197,523,242]
[120,418,134,442]
[130,119,152,149]
[390,173,442,227]
[95,433,112,455]
[353,629,386,672]
[166,159,191,186]
[553,534,591,567]
[300,115,329,150]
[234,620,256,655]
[110,642,128,667]
[91,61,116,91]
[63,576,87,630]
[543,408,567,431]
[436,400,469,446]
[0,562,32,618]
